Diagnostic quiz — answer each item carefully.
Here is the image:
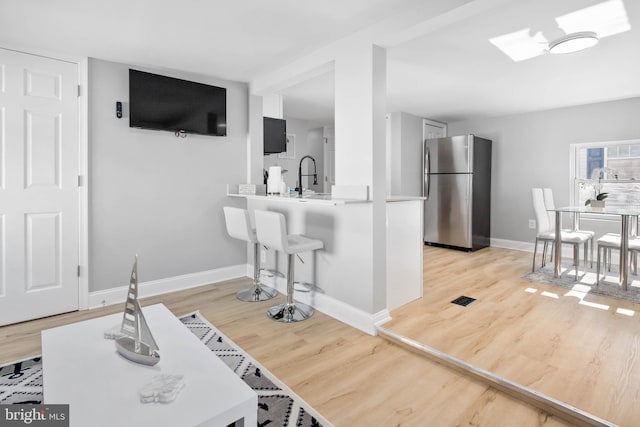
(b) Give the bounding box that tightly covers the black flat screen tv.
[129,69,227,136]
[263,117,286,154]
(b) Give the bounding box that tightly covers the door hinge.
[78,175,83,187]
[77,265,81,277]
[77,85,81,97]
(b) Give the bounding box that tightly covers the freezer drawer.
[423,173,472,248]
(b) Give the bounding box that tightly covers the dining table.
[551,206,640,290]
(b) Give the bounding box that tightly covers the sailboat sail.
[115,255,160,365]
[135,299,159,351]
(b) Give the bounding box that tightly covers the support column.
[334,43,387,312]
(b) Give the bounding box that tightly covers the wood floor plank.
[2,246,626,426]
[385,246,640,426]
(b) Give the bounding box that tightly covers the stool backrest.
[223,207,256,243]
[254,210,288,253]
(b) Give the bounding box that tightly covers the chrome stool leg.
[267,253,314,322]
[261,245,285,279]
[293,254,318,292]
[236,243,279,302]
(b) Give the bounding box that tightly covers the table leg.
[620,214,630,291]
[554,210,562,278]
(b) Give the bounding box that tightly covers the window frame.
[570,138,640,218]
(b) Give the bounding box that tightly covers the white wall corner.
[373,309,392,330]
[88,264,248,309]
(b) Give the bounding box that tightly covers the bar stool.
[254,209,323,322]
[223,207,279,302]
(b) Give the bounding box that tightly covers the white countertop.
[228,192,425,205]
[227,183,425,205]
[228,191,370,206]
[386,196,426,202]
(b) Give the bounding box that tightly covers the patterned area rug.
[0,311,331,427]
[523,262,640,304]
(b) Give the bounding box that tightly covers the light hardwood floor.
[2,246,636,426]
[384,246,640,427]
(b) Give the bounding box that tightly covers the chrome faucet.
[297,155,318,197]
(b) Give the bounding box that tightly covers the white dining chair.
[532,188,592,279]
[596,218,640,285]
[543,188,595,267]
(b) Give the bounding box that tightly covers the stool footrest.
[260,268,285,278]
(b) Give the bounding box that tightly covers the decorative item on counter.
[584,166,617,208]
[267,166,282,195]
[238,183,257,195]
[115,255,161,366]
[139,374,185,404]
[280,176,287,195]
[104,324,125,340]
[586,193,608,209]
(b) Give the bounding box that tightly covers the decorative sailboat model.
[115,256,160,366]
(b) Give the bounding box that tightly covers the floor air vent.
[451,296,476,307]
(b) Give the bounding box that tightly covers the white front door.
[0,48,79,325]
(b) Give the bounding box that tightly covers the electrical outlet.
[261,250,266,263]
[528,219,536,229]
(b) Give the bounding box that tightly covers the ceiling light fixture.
[548,31,599,54]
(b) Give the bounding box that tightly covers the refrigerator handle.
[424,147,430,200]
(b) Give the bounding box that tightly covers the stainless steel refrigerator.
[423,135,492,251]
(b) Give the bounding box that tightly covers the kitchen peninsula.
[227,185,424,334]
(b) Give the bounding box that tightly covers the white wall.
[263,118,326,192]
[387,111,424,197]
[448,96,640,244]
[88,59,249,292]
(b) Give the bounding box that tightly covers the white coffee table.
[42,303,257,427]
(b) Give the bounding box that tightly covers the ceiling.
[1,0,638,124]
[387,0,640,123]
[0,0,423,80]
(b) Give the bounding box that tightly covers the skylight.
[556,0,630,38]
[488,29,548,62]
[489,0,631,62]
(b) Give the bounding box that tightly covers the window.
[571,139,640,208]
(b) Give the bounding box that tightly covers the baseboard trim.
[490,238,533,252]
[373,309,392,329]
[89,263,386,335]
[491,238,595,256]
[88,264,248,309]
